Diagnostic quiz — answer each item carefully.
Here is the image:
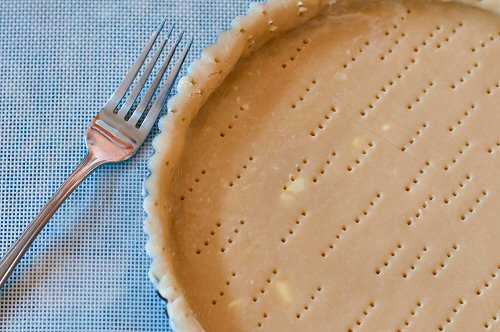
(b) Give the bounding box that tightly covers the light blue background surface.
[0,0,255,330]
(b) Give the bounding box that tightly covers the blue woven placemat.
[0,0,255,330]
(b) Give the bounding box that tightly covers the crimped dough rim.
[143,0,500,331]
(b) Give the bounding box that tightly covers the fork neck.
[34,152,105,225]
[77,152,107,178]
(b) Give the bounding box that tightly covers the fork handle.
[0,152,104,289]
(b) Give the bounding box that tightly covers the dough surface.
[165,1,500,330]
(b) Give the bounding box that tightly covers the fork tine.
[137,37,193,133]
[102,20,167,112]
[128,32,185,125]
[116,28,173,117]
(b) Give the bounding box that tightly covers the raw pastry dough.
[145,0,500,331]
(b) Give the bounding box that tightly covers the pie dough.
[144,0,500,331]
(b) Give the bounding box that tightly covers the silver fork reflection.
[0,21,192,289]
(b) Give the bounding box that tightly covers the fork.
[0,21,192,289]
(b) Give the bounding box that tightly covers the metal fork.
[0,21,192,289]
